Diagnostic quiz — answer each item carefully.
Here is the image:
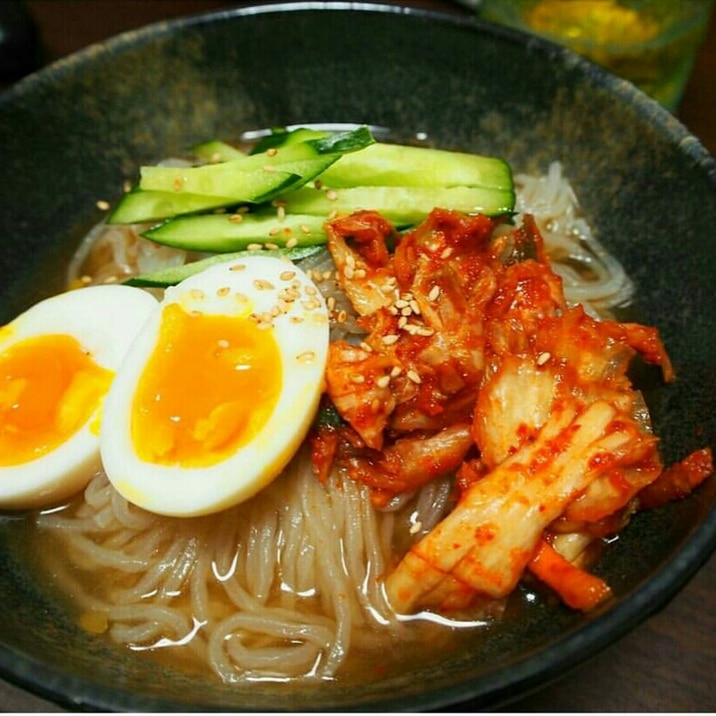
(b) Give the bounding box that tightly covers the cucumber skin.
[318,143,513,190]
[106,187,237,225]
[124,245,324,288]
[142,212,328,252]
[283,185,515,224]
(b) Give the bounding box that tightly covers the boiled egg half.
[0,285,158,510]
[100,255,330,517]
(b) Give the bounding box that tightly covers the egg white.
[0,285,159,510]
[100,255,330,517]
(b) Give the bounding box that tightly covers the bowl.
[1,1,715,711]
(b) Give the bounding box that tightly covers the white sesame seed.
[537,351,551,366]
[376,375,391,388]
[253,279,275,291]
[96,199,110,211]
[428,285,441,302]
[280,270,296,281]
[382,334,400,345]
[286,237,298,248]
[297,350,316,363]
[407,369,422,384]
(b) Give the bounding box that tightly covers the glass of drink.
[477,0,714,111]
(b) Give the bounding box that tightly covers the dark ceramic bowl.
[1,2,715,711]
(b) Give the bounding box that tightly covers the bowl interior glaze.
[0,2,715,711]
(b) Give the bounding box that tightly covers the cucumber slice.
[191,140,245,163]
[139,126,375,198]
[283,185,515,225]
[142,212,328,252]
[317,142,513,189]
[124,244,324,288]
[106,187,237,225]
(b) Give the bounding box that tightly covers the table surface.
[1,1,715,712]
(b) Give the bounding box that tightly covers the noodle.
[35,448,441,682]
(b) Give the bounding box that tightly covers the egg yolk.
[0,334,113,466]
[131,303,283,468]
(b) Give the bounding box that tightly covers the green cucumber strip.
[106,187,237,225]
[191,139,245,163]
[139,126,375,197]
[139,164,303,203]
[282,185,515,225]
[317,142,513,189]
[250,127,330,154]
[142,211,328,252]
[124,244,324,288]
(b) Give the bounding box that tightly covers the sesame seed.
[360,341,372,352]
[370,397,381,412]
[230,263,247,271]
[268,227,281,237]
[344,265,355,280]
[96,199,110,211]
[326,189,339,201]
[253,279,275,291]
[428,285,441,302]
[216,286,231,297]
[301,298,321,311]
[290,316,304,323]
[322,270,333,281]
[376,375,391,388]
[304,285,317,296]
[103,275,118,284]
[350,374,365,384]
[286,237,299,248]
[277,205,286,221]
[234,292,249,303]
[280,270,296,281]
[415,326,435,337]
[217,339,230,349]
[400,306,412,317]
[228,213,244,224]
[382,334,399,345]
[265,242,280,251]
[297,350,316,363]
[346,254,356,269]
[354,268,367,279]
[246,243,263,251]
[390,366,402,377]
[537,351,551,366]
[398,316,408,329]
[267,147,278,157]
[326,296,336,311]
[300,224,311,234]
[189,288,205,300]
[440,247,453,260]
[407,369,422,384]
[410,300,421,315]
[395,299,409,309]
[262,165,276,172]
[336,309,348,323]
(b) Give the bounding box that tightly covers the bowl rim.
[1,1,715,711]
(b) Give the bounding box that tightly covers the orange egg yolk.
[131,303,283,468]
[0,333,113,466]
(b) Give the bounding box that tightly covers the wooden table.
[1,1,715,711]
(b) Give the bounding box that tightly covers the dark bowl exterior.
[0,2,715,711]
